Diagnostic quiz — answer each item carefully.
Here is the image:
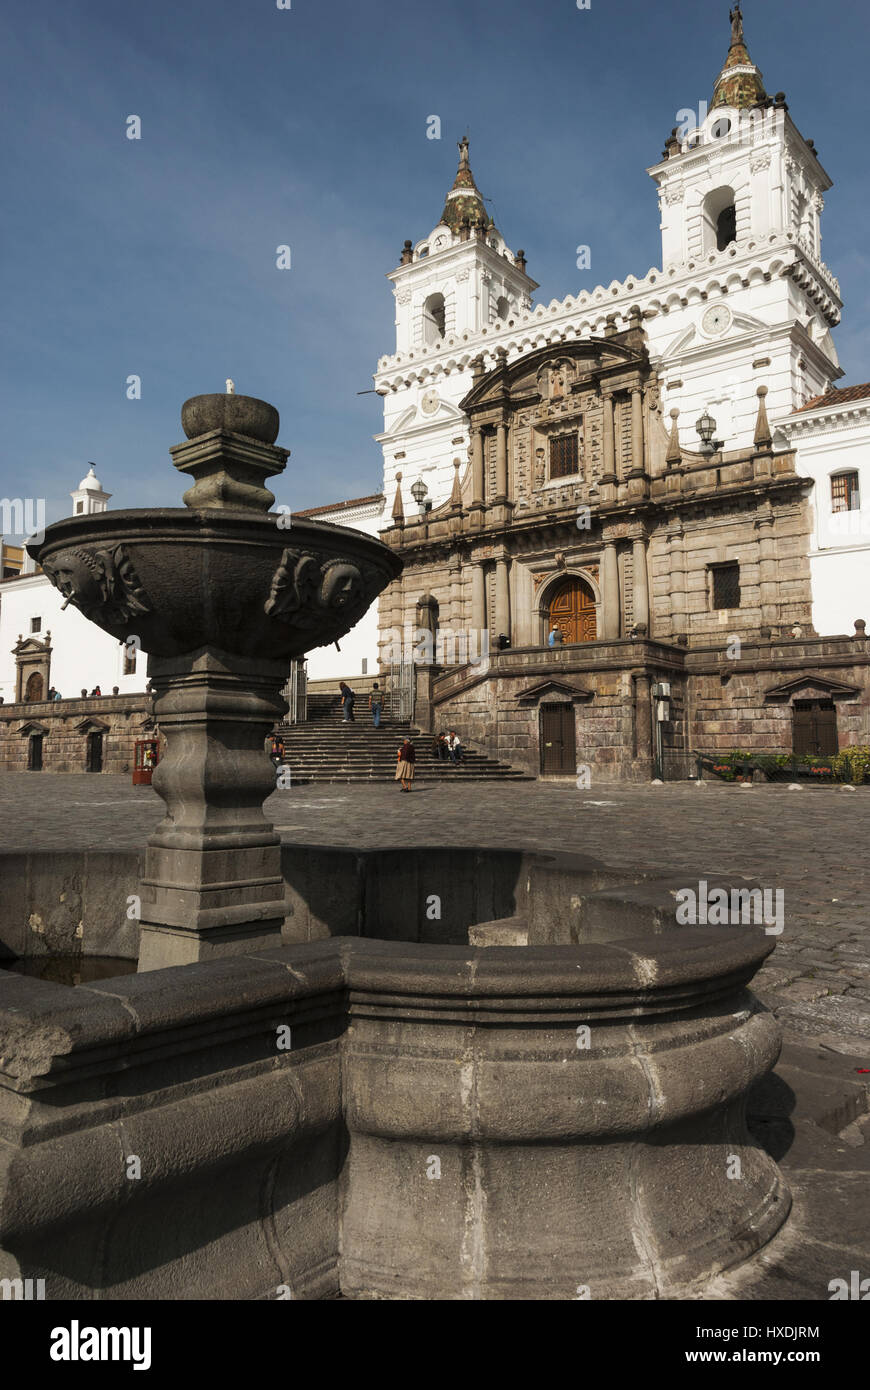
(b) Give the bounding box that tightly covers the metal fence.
[388,661,415,723]
[283,659,307,724]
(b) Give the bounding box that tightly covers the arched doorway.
[547,577,597,644]
[25,671,44,702]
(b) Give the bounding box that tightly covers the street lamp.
[695,411,724,457]
[410,477,430,513]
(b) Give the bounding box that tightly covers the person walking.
[339,681,355,722]
[395,737,416,792]
[369,682,384,728]
[548,625,564,648]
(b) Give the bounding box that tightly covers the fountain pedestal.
[29,390,403,973]
[137,648,289,969]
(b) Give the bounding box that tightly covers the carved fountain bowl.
[28,509,403,659]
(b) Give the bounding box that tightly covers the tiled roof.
[795,383,870,413]
[293,493,384,518]
[440,136,488,233]
[712,7,767,110]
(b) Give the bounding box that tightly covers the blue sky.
[2,0,868,524]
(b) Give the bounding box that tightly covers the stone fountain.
[0,392,795,1299]
[29,390,401,970]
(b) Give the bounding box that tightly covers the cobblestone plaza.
[4,772,867,1055]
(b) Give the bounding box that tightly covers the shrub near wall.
[700,749,870,784]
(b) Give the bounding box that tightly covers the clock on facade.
[701,305,732,336]
[420,389,440,415]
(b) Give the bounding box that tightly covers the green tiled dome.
[712,5,768,109]
[440,137,488,233]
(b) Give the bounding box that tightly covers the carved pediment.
[75,717,111,734]
[12,636,51,656]
[461,338,647,413]
[763,674,860,701]
[17,720,50,737]
[515,678,594,704]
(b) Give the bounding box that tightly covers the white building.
[0,466,148,703]
[359,6,867,643]
[781,383,870,636]
[294,492,384,682]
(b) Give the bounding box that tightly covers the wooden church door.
[548,578,597,644]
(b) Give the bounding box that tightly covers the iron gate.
[283,659,307,724]
[389,660,415,723]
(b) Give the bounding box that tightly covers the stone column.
[756,506,778,629]
[632,532,650,634]
[601,539,620,640]
[634,671,653,775]
[137,648,289,971]
[601,392,616,480]
[471,562,486,637]
[494,556,510,646]
[495,422,509,501]
[471,427,485,507]
[630,388,644,475]
[666,520,686,640]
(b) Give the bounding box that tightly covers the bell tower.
[387,137,536,357]
[70,464,111,517]
[651,4,833,274]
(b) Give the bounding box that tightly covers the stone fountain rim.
[0,927,773,1032]
[28,509,403,562]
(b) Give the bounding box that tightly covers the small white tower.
[70,464,111,517]
[651,4,834,272]
[387,137,537,356]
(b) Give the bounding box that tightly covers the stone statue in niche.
[534,447,546,488]
[42,545,151,626]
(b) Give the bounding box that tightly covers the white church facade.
[356,5,867,669]
[2,4,868,728]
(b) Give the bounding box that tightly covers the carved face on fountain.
[41,545,151,629]
[29,392,402,659]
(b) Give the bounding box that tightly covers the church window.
[549,433,579,479]
[30,616,41,633]
[711,116,731,140]
[76,501,84,513]
[422,292,445,344]
[710,562,740,610]
[831,471,860,512]
[496,296,509,321]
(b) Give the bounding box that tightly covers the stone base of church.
[0,694,156,775]
[425,630,870,782]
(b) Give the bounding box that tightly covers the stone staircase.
[275,696,530,783]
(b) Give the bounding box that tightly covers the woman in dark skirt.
[395,737,416,792]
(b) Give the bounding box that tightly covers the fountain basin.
[30,509,401,659]
[0,922,788,1300]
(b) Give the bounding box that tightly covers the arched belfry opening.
[422,292,445,345]
[702,186,737,253]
